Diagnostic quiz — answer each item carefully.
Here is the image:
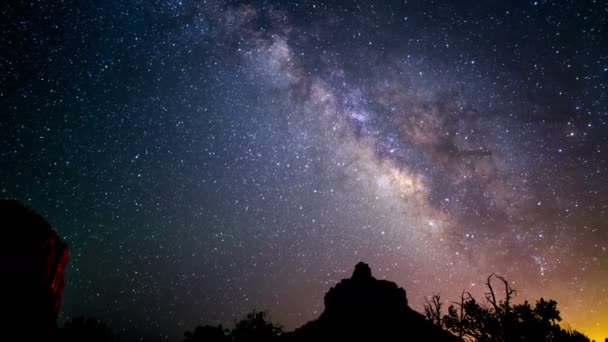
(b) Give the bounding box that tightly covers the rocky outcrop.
[0,200,69,337]
[285,262,461,341]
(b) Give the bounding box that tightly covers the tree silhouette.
[183,324,229,342]
[60,316,114,342]
[424,293,445,328]
[185,310,282,342]
[441,291,479,341]
[230,310,283,342]
[427,274,591,342]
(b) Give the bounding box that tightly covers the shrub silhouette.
[184,324,230,342]
[230,310,283,342]
[59,316,114,342]
[184,310,282,342]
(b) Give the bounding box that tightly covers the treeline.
[55,310,283,342]
[184,310,282,342]
[423,274,592,342]
[56,274,603,342]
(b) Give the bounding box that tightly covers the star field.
[1,1,607,341]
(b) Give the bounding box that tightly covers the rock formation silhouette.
[0,200,69,338]
[284,262,462,341]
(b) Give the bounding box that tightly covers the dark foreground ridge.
[283,262,461,341]
[1,201,600,341]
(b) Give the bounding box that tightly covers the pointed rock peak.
[352,262,373,280]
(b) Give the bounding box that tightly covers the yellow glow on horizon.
[566,318,608,342]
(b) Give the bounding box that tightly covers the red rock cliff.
[0,200,69,337]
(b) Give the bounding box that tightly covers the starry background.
[1,0,607,340]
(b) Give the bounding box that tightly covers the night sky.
[2,0,607,340]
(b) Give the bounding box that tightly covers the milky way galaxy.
[2,1,607,340]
